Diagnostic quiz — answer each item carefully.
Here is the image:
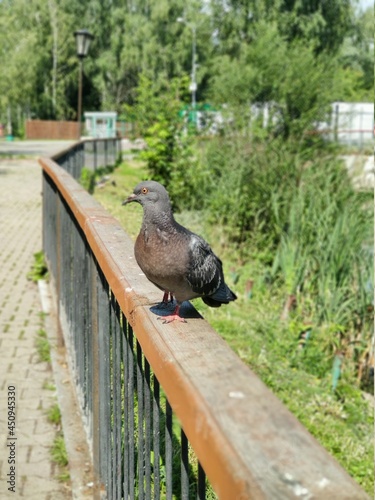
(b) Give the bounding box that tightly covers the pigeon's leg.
[158,292,174,308]
[158,304,186,324]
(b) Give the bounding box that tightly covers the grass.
[93,158,374,495]
[48,402,70,483]
[35,329,51,363]
[43,380,56,391]
[91,158,147,238]
[51,435,69,467]
[47,403,61,425]
[27,251,49,282]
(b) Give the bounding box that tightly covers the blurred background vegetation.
[0,0,372,131]
[1,0,373,493]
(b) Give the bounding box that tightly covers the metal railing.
[51,137,121,179]
[39,140,369,500]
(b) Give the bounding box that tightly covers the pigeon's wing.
[185,235,223,297]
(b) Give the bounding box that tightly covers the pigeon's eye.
[141,187,148,194]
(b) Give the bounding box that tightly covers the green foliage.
[79,167,96,194]
[79,164,118,194]
[27,251,49,282]
[210,0,353,56]
[0,0,369,133]
[337,6,374,102]
[186,133,373,376]
[129,75,199,209]
[35,329,51,363]
[47,404,62,426]
[210,23,338,139]
[49,405,70,482]
[51,435,68,467]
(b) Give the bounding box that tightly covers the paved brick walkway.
[0,159,70,499]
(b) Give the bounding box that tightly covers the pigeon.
[122,180,237,323]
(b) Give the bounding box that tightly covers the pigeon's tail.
[202,283,237,308]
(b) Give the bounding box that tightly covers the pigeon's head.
[122,181,171,211]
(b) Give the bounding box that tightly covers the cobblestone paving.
[0,159,70,499]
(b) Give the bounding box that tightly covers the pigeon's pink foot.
[160,314,187,324]
[157,304,186,323]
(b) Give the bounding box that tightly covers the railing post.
[91,255,101,498]
[92,264,112,498]
[94,140,97,171]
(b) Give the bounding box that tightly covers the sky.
[357,0,373,11]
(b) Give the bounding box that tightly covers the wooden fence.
[26,120,79,140]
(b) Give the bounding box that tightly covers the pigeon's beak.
[122,193,137,205]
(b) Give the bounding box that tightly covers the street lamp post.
[177,18,197,124]
[74,29,94,138]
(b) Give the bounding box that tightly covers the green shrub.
[79,167,96,194]
[27,251,48,282]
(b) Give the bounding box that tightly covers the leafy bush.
[126,74,201,210]
[177,133,373,389]
[79,167,96,194]
[27,251,49,282]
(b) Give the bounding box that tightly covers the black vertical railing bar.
[59,196,73,353]
[112,296,123,500]
[73,225,86,410]
[100,140,105,169]
[73,144,78,179]
[84,237,93,439]
[43,175,57,281]
[69,148,74,177]
[68,219,79,386]
[84,140,91,171]
[83,141,89,171]
[94,140,97,171]
[45,174,57,287]
[117,300,125,500]
[79,232,87,418]
[136,340,145,500]
[73,145,77,178]
[128,326,136,500]
[42,175,47,271]
[57,194,64,311]
[90,249,100,488]
[72,229,86,400]
[152,376,161,500]
[107,293,114,500]
[109,292,115,498]
[197,463,206,500]
[181,429,189,499]
[97,140,101,170]
[144,359,152,499]
[165,400,173,500]
[42,175,47,270]
[64,151,69,175]
[79,142,85,177]
[122,312,129,499]
[99,139,103,169]
[96,266,111,493]
[68,150,73,176]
